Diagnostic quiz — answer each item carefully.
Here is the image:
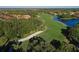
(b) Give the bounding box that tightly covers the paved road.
[18,31,44,42]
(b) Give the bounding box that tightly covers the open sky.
[0,0,78,6]
[0,6,79,8]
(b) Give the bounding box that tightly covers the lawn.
[38,13,67,42]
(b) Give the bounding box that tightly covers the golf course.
[38,13,67,42]
[0,9,79,52]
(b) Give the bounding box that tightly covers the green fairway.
[38,13,67,42]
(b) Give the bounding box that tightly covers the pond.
[53,16,79,27]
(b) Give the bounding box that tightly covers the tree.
[50,39,61,49]
[0,40,23,52]
[68,24,79,45]
[27,36,55,52]
[0,20,4,37]
[50,39,78,52]
[27,36,45,52]
[60,41,78,52]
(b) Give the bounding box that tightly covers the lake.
[53,16,79,27]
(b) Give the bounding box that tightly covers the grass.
[38,13,67,42]
[0,36,8,46]
[20,40,29,51]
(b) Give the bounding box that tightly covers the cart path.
[18,31,44,42]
